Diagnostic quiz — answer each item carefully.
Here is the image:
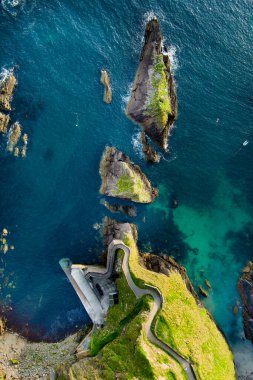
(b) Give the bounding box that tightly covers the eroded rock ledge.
[99,146,158,203]
[0,71,16,111]
[126,18,178,149]
[238,262,253,342]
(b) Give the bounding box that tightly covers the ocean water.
[0,0,253,377]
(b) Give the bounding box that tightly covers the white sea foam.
[144,11,157,22]
[1,0,26,16]
[167,44,179,74]
[144,10,165,24]
[132,131,144,159]
[121,82,133,110]
[0,67,12,83]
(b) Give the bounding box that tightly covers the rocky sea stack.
[126,18,178,149]
[99,146,158,203]
[100,70,112,104]
[238,262,253,342]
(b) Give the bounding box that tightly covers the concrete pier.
[59,256,118,328]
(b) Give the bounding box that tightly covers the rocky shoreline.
[238,262,253,342]
[0,69,29,158]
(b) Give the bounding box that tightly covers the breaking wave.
[0,67,12,82]
[167,44,179,74]
[1,0,28,16]
[132,131,144,159]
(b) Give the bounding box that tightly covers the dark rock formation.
[238,262,253,342]
[0,71,16,111]
[99,146,158,203]
[101,199,137,217]
[140,132,160,163]
[103,217,137,247]
[198,285,208,298]
[126,19,178,149]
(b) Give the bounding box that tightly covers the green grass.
[114,172,152,203]
[123,233,236,380]
[68,253,187,380]
[146,54,172,128]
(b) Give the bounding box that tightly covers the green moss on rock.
[146,54,172,128]
[99,147,158,203]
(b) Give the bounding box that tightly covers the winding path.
[109,239,197,380]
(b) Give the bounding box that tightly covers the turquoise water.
[0,0,253,376]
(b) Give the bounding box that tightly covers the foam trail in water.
[121,82,133,111]
[132,131,144,159]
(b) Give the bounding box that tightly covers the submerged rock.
[0,112,10,134]
[7,122,22,153]
[140,132,160,163]
[238,262,253,342]
[101,199,137,217]
[100,70,112,104]
[0,71,17,111]
[14,147,20,157]
[199,285,208,298]
[99,146,158,203]
[126,19,178,149]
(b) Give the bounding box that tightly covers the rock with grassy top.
[0,71,17,111]
[99,146,158,203]
[126,18,177,149]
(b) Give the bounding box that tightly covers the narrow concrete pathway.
[109,239,197,380]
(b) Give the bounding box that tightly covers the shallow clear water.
[0,0,253,376]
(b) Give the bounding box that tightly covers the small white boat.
[243,140,249,146]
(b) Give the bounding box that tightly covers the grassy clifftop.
[123,233,236,380]
[66,255,187,380]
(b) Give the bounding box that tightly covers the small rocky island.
[99,146,158,203]
[126,18,178,150]
[100,70,112,104]
[238,262,253,342]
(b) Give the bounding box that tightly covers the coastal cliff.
[238,262,253,342]
[99,146,158,203]
[120,221,235,380]
[126,19,178,149]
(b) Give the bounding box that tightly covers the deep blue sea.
[1,0,253,377]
